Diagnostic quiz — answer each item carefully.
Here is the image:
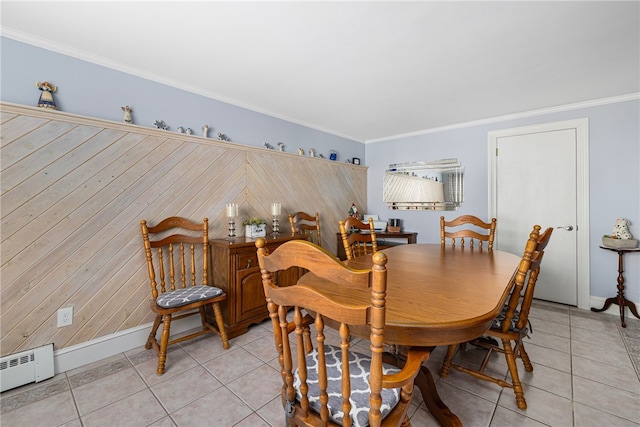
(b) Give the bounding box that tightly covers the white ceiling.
[2,1,639,142]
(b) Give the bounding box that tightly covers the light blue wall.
[0,37,364,161]
[365,99,640,302]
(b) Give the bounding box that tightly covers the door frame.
[488,118,590,309]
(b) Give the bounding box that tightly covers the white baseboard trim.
[588,295,640,318]
[53,316,201,374]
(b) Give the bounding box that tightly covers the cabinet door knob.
[246,259,252,269]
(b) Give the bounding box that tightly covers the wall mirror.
[383,158,464,211]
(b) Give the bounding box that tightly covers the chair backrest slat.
[289,211,322,247]
[141,217,209,298]
[339,217,378,260]
[440,215,497,249]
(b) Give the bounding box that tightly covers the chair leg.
[146,315,162,349]
[157,314,172,375]
[439,344,458,377]
[502,339,527,410]
[211,302,230,349]
[519,342,534,372]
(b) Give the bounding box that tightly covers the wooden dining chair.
[288,211,322,247]
[339,217,378,260]
[255,238,429,426]
[439,225,553,410]
[140,217,230,375]
[440,215,497,249]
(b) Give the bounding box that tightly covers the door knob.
[557,225,574,231]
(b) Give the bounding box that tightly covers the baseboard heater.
[0,343,54,392]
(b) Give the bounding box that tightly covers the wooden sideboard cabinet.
[209,234,304,338]
[335,231,418,260]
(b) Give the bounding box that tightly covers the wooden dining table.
[298,243,521,427]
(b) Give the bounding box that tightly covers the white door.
[489,119,590,307]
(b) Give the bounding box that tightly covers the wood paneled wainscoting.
[0,102,367,360]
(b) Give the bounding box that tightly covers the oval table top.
[299,243,520,347]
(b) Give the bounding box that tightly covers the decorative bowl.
[602,236,638,249]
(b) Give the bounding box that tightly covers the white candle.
[271,202,281,216]
[226,203,237,217]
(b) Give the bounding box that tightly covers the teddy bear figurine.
[612,218,633,239]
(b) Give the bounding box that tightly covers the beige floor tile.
[151,365,222,413]
[571,324,625,347]
[80,389,166,427]
[226,364,282,410]
[571,338,633,369]
[242,333,280,363]
[490,405,547,426]
[147,416,177,427]
[234,412,271,426]
[439,367,503,403]
[498,383,573,426]
[407,405,441,426]
[0,390,78,427]
[573,402,640,427]
[521,342,571,372]
[202,346,264,384]
[134,347,198,386]
[529,306,570,325]
[572,354,640,394]
[228,322,271,347]
[517,362,572,398]
[529,316,571,338]
[72,367,146,416]
[256,395,288,426]
[573,376,640,422]
[170,387,252,426]
[570,314,619,336]
[431,381,497,427]
[527,329,570,353]
[179,333,230,363]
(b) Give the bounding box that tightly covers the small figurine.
[36,81,57,109]
[202,125,209,138]
[277,142,285,152]
[176,126,185,133]
[153,120,169,130]
[121,106,132,123]
[298,148,304,156]
[218,133,230,141]
[349,203,358,219]
[264,142,274,149]
[185,128,193,135]
[309,148,316,157]
[329,150,337,161]
[318,153,325,159]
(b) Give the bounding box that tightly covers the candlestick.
[228,219,236,238]
[226,203,237,237]
[272,215,280,235]
[271,202,281,216]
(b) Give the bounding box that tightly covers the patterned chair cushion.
[492,305,529,334]
[293,345,401,427]
[156,285,223,308]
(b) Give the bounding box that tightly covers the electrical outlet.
[57,307,73,327]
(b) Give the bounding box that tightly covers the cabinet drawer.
[237,252,258,271]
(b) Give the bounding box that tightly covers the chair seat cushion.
[156,285,223,308]
[293,345,401,427]
[492,305,527,333]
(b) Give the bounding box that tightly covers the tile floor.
[1,301,639,426]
